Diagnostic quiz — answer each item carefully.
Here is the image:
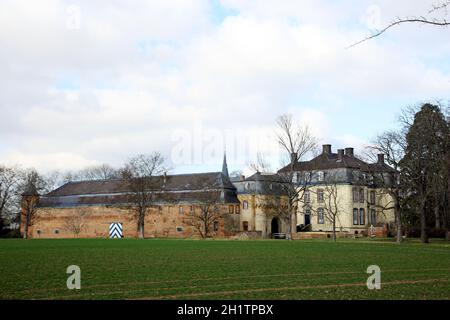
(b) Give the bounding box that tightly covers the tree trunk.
[420,205,429,244]
[434,206,441,230]
[332,220,336,242]
[23,211,30,239]
[138,210,145,239]
[395,201,403,244]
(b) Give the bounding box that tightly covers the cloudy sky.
[1,0,449,175]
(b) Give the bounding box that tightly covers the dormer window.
[305,172,311,182]
[318,171,325,182]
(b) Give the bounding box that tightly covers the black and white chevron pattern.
[109,222,123,239]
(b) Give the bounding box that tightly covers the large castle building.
[21,145,396,239]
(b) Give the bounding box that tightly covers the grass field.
[0,238,449,300]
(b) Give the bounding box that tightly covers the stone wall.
[21,203,237,239]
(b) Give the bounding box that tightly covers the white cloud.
[1,0,449,173]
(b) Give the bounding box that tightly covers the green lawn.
[0,238,449,300]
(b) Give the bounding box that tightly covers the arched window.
[243,200,249,210]
[353,209,359,225]
[359,208,365,225]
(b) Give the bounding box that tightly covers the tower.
[222,152,229,178]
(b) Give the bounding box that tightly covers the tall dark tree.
[400,104,449,243]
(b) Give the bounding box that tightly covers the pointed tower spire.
[222,152,229,178]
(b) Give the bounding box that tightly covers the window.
[318,208,324,224]
[245,183,250,190]
[317,189,324,203]
[190,205,194,213]
[353,209,359,225]
[370,209,377,225]
[235,205,240,214]
[37,230,42,235]
[359,208,365,225]
[305,172,311,182]
[269,183,273,190]
[229,205,234,214]
[243,221,249,231]
[54,229,60,234]
[213,221,219,232]
[352,187,359,203]
[176,226,183,232]
[359,189,365,203]
[243,200,249,210]
[370,191,376,205]
[178,206,184,214]
[318,171,325,182]
[304,190,311,203]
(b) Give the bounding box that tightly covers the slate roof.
[278,152,396,174]
[244,172,286,183]
[40,172,239,208]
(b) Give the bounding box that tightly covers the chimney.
[163,172,167,184]
[290,152,298,165]
[345,148,354,157]
[322,144,332,154]
[378,154,385,165]
[337,149,344,161]
[240,175,246,181]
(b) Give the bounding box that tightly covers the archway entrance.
[271,218,280,235]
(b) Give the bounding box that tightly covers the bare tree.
[21,169,45,239]
[0,165,21,233]
[320,178,342,242]
[78,164,119,181]
[276,114,318,239]
[64,210,86,237]
[183,176,226,239]
[122,153,166,239]
[247,152,273,174]
[350,1,450,47]
[184,196,223,239]
[366,131,405,243]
